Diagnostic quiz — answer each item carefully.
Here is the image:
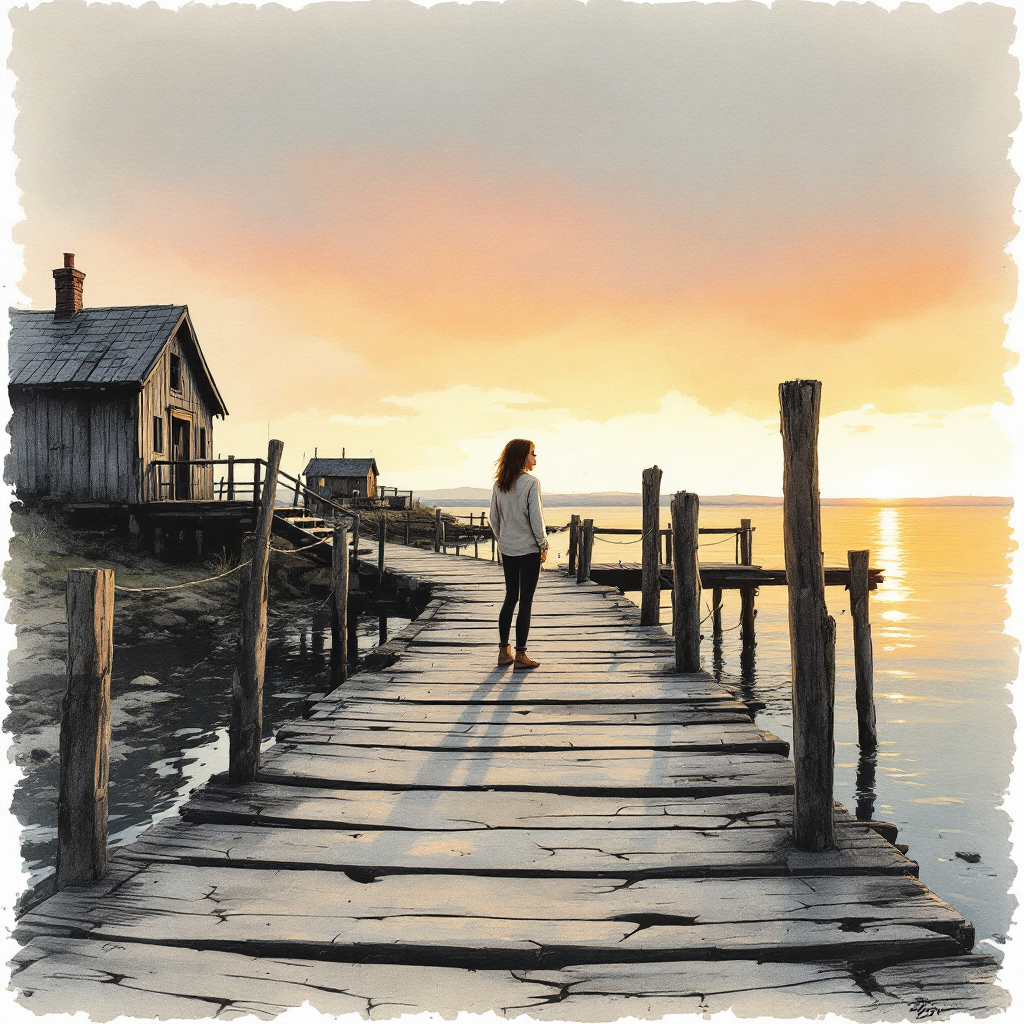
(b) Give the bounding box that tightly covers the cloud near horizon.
[220,386,1013,499]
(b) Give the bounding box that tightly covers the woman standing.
[489,438,548,668]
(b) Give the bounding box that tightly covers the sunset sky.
[6,0,1019,496]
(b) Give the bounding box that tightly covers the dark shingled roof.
[8,305,228,416]
[9,306,187,386]
[303,457,379,477]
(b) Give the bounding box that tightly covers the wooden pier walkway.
[13,544,1007,1020]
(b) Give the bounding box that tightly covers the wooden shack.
[7,254,228,505]
[303,456,379,503]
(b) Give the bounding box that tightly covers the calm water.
[449,502,1018,955]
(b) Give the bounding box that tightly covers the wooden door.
[171,418,191,500]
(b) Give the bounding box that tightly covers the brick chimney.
[53,253,85,318]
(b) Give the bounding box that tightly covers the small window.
[319,477,326,488]
[169,354,182,392]
[153,416,164,453]
[199,428,207,459]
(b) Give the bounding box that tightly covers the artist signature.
[908,997,944,1019]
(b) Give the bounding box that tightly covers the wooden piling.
[779,380,836,851]
[712,586,723,639]
[347,601,359,668]
[567,514,581,575]
[378,520,386,577]
[57,568,114,890]
[641,466,662,626]
[227,455,235,501]
[848,549,878,751]
[434,509,442,552]
[740,518,756,654]
[229,438,283,783]
[577,519,594,583]
[405,512,411,546]
[330,525,350,689]
[351,517,361,573]
[671,492,701,672]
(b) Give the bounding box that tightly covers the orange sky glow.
[7,0,1019,496]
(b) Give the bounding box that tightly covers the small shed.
[7,254,228,504]
[303,457,379,503]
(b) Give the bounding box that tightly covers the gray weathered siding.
[7,389,138,502]
[139,327,216,501]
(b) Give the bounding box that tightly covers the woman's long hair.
[495,438,533,493]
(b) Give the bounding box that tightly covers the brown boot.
[514,649,539,669]
[497,644,514,666]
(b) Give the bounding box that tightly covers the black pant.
[499,552,542,650]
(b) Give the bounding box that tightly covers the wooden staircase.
[272,506,337,563]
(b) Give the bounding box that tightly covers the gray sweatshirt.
[489,473,549,557]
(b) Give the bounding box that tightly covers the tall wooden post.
[229,438,283,783]
[740,518,756,654]
[567,514,581,575]
[57,568,114,890]
[378,518,386,577]
[641,467,662,626]
[671,492,701,672]
[434,508,442,552]
[780,380,836,851]
[253,459,263,508]
[577,519,594,583]
[227,456,236,500]
[848,549,877,751]
[330,525,350,689]
[405,512,412,546]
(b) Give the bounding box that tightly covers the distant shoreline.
[414,491,1013,509]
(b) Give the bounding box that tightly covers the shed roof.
[303,457,379,478]
[7,305,228,415]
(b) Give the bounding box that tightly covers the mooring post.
[330,525,350,688]
[405,512,411,546]
[641,466,663,626]
[227,455,236,500]
[491,535,496,562]
[665,526,672,565]
[57,568,114,890]
[434,508,442,552]
[253,459,263,508]
[577,519,594,583]
[378,518,386,577]
[567,514,581,575]
[229,438,283,783]
[671,492,701,672]
[740,518,756,655]
[712,586,723,639]
[780,380,836,851]
[441,520,448,554]
[848,549,878,751]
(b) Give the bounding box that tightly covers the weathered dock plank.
[278,720,788,753]
[120,818,916,878]
[12,937,1006,1022]
[259,743,796,794]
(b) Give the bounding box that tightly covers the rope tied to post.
[113,559,253,593]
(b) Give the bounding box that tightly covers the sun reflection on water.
[875,507,913,606]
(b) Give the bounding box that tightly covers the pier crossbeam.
[582,560,884,591]
[14,543,1004,1021]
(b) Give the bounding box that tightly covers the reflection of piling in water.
[848,549,878,751]
[856,749,878,822]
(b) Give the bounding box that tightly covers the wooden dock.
[13,544,1007,1020]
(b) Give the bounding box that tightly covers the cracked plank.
[119,818,917,878]
[258,743,795,795]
